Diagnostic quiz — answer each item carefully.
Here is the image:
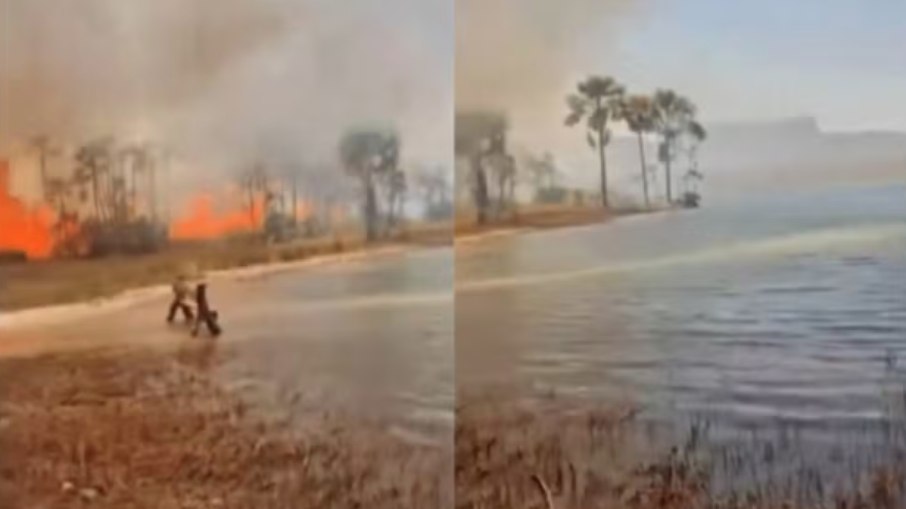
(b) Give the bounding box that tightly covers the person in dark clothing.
[166,274,194,324]
[191,282,222,337]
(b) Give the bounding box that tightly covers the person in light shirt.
[166,273,194,324]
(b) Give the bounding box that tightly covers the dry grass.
[454,393,906,509]
[0,346,449,509]
[3,350,903,509]
[0,221,451,311]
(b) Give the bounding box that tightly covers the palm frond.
[587,108,609,132]
[687,121,707,141]
[564,111,583,127]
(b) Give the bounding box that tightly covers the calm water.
[457,183,906,448]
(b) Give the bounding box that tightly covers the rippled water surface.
[457,184,906,446]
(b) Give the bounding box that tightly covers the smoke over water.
[1,0,452,190]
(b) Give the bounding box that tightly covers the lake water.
[457,183,906,459]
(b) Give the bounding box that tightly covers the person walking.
[191,275,222,337]
[166,272,194,324]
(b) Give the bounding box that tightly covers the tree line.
[455,75,708,224]
[26,136,167,256]
[566,76,707,208]
[18,130,453,255]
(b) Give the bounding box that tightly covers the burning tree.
[69,138,167,256]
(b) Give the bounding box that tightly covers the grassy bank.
[0,346,448,509]
[0,221,451,312]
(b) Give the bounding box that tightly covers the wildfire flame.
[0,160,55,259]
[3,158,331,257]
[169,192,267,241]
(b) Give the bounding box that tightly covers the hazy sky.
[594,0,906,132]
[456,0,905,194]
[2,0,902,174]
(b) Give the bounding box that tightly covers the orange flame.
[169,192,266,241]
[0,160,55,259]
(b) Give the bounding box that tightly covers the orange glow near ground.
[169,193,265,241]
[0,161,54,259]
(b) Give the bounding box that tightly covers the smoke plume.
[1,0,452,194]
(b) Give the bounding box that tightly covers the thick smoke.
[456,0,641,115]
[455,0,646,181]
[0,0,452,195]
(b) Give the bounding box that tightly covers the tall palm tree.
[565,75,625,208]
[652,90,702,203]
[615,95,656,209]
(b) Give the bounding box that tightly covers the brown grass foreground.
[0,221,451,311]
[455,394,905,509]
[2,347,902,509]
[0,347,449,509]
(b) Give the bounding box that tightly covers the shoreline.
[0,220,452,317]
[1,205,648,323]
[453,203,655,245]
[0,243,424,331]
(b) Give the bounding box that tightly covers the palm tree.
[615,95,656,209]
[652,90,702,203]
[339,129,400,241]
[565,75,625,208]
